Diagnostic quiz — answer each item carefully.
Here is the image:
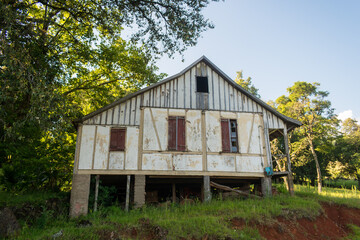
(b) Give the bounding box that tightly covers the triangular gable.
[75,56,301,130]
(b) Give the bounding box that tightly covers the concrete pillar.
[134,175,146,208]
[261,177,272,197]
[69,174,91,217]
[203,176,212,202]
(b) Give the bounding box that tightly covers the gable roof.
[75,56,301,130]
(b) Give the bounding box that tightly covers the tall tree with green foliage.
[0,0,217,191]
[275,82,338,193]
[234,71,260,98]
[327,118,360,187]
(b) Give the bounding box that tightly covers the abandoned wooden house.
[69,56,301,217]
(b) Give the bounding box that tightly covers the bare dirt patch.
[231,203,360,240]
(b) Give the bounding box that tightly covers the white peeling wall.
[77,125,139,171]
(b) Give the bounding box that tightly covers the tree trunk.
[308,139,322,193]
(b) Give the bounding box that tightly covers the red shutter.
[221,119,230,152]
[110,129,118,151]
[168,116,177,150]
[118,128,126,151]
[177,117,186,151]
[110,128,126,151]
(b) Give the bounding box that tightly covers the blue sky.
[156,0,360,122]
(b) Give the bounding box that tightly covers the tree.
[275,82,338,193]
[0,0,217,191]
[234,71,260,98]
[327,118,360,187]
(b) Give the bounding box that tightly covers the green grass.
[294,184,360,208]
[7,184,360,239]
[0,191,68,208]
[344,225,360,240]
[324,179,359,190]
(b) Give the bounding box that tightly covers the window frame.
[196,76,209,93]
[221,119,239,153]
[168,116,186,151]
[109,128,126,151]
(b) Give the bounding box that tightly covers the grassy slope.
[11,184,360,240]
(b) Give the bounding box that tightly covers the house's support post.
[203,176,212,202]
[125,175,131,212]
[134,175,146,208]
[69,174,91,217]
[172,183,176,203]
[284,126,295,196]
[261,177,272,197]
[93,175,100,212]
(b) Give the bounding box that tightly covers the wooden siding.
[83,63,285,130]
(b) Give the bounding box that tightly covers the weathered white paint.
[153,108,168,150]
[220,111,237,119]
[236,156,263,172]
[205,111,221,152]
[142,108,157,150]
[109,152,125,170]
[142,153,172,170]
[169,109,185,116]
[93,126,109,169]
[142,108,168,151]
[186,110,202,152]
[178,76,185,109]
[237,113,263,154]
[173,154,202,171]
[125,127,139,170]
[78,125,96,169]
[207,155,236,172]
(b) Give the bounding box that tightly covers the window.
[168,116,186,151]
[221,119,238,152]
[110,128,126,151]
[196,76,209,93]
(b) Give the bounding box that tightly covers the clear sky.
[156,0,360,122]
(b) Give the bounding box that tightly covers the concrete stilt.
[69,174,91,217]
[261,177,272,197]
[134,175,146,208]
[203,176,212,202]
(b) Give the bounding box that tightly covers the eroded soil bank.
[232,203,360,240]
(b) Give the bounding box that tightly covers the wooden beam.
[94,175,100,212]
[201,111,207,171]
[77,170,266,178]
[283,126,295,196]
[210,181,261,199]
[172,183,176,203]
[137,108,144,170]
[125,175,131,212]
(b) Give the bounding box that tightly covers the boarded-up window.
[110,128,126,151]
[196,76,209,93]
[221,119,238,153]
[168,116,186,151]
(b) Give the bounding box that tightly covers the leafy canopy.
[0,0,217,191]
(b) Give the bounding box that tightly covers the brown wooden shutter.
[118,128,126,151]
[221,119,230,152]
[168,116,177,150]
[177,117,186,151]
[110,128,126,151]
